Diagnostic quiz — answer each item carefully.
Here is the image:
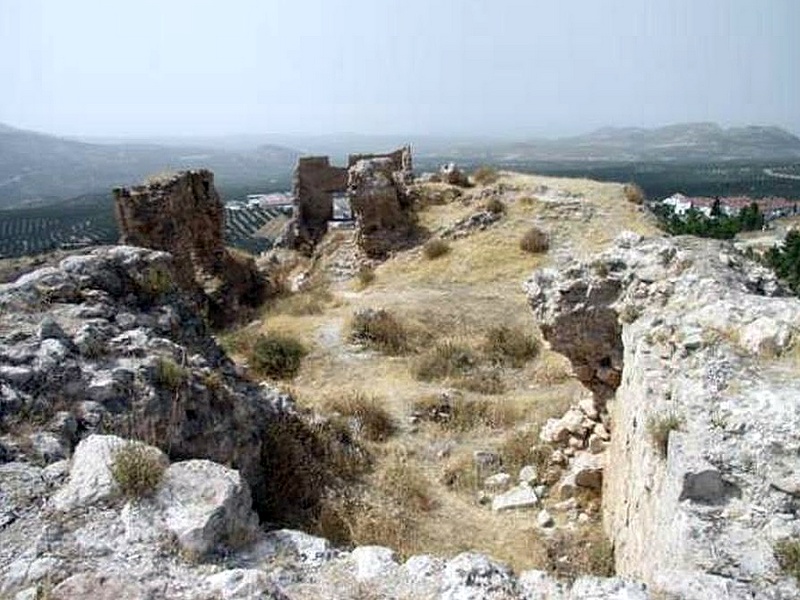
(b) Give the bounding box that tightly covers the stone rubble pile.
[1,433,651,599]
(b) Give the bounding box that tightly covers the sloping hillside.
[0,123,299,208]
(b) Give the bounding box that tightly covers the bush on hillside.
[423,238,451,260]
[349,309,409,355]
[520,227,550,253]
[472,166,499,185]
[249,333,308,379]
[623,183,645,204]
[111,442,166,499]
[483,325,540,367]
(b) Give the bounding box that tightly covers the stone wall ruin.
[113,170,268,326]
[289,146,415,256]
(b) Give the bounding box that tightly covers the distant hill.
[497,123,800,163]
[0,123,300,209]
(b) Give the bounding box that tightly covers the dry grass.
[324,392,396,442]
[422,238,451,260]
[623,182,646,205]
[412,340,477,381]
[270,286,337,316]
[355,265,376,289]
[775,538,800,582]
[349,309,410,355]
[412,393,521,431]
[544,527,615,578]
[111,441,167,499]
[483,325,540,367]
[154,357,187,391]
[472,166,499,185]
[520,227,550,254]
[647,412,684,458]
[484,197,506,215]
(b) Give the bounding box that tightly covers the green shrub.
[484,197,506,215]
[775,538,800,581]
[472,166,499,185]
[520,227,550,254]
[413,340,476,381]
[349,309,409,355]
[155,357,187,391]
[111,442,166,499]
[647,412,684,458]
[483,325,539,367]
[250,333,308,379]
[423,239,451,260]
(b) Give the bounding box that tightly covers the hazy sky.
[1,0,798,138]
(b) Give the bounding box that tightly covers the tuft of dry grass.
[111,441,167,499]
[497,428,547,477]
[270,286,336,316]
[647,412,684,458]
[544,528,615,578]
[520,227,550,254]
[454,369,506,395]
[154,357,187,391]
[623,183,645,205]
[472,166,499,185]
[423,238,451,260]
[412,393,520,431]
[355,265,376,289]
[483,325,540,367]
[484,197,506,215]
[349,309,410,355]
[775,538,800,582]
[412,340,476,381]
[440,453,479,493]
[324,392,396,442]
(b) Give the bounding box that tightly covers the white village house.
[660,193,799,221]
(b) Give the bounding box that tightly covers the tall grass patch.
[349,309,410,355]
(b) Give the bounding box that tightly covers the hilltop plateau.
[0,165,799,599]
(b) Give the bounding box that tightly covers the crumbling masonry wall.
[114,170,268,326]
[290,146,414,254]
[291,157,348,250]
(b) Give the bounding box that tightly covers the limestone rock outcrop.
[526,232,800,599]
[113,170,268,326]
[0,246,291,515]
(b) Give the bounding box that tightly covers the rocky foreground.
[1,229,800,598]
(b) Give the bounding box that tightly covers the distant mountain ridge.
[500,123,800,163]
[2,121,799,209]
[0,123,299,209]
